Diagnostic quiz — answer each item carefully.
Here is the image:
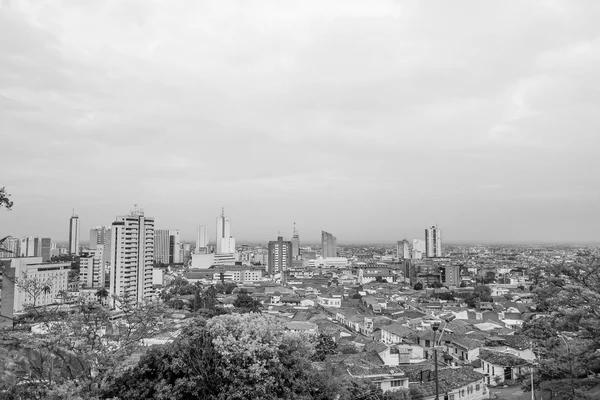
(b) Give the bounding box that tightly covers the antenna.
[221,207,224,217]
[293,222,297,236]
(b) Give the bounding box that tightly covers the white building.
[196,224,209,253]
[90,226,111,263]
[412,239,425,259]
[109,211,154,304]
[220,237,236,255]
[80,246,105,289]
[0,257,70,319]
[397,240,410,259]
[69,213,80,256]
[216,210,232,254]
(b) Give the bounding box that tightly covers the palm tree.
[96,288,109,303]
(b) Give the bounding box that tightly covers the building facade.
[397,240,410,259]
[321,231,337,258]
[216,210,232,254]
[80,246,106,289]
[109,211,154,304]
[268,236,292,277]
[196,224,209,253]
[69,213,80,256]
[425,225,442,258]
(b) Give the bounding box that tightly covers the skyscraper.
[268,236,292,280]
[196,224,209,253]
[154,230,181,264]
[69,212,80,256]
[412,239,426,259]
[80,246,105,289]
[397,240,410,259]
[425,225,442,258]
[90,226,111,265]
[109,209,154,304]
[40,238,52,262]
[216,209,233,254]
[321,231,337,258]
[291,223,300,260]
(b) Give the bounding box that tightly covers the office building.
[216,209,232,254]
[397,240,410,259]
[154,230,181,264]
[40,238,52,262]
[69,212,80,255]
[0,257,71,327]
[80,246,105,289]
[219,237,236,255]
[321,231,337,258]
[268,236,292,279]
[425,225,442,258]
[196,224,209,253]
[19,237,35,257]
[109,210,154,303]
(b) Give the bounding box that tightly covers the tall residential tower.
[425,225,442,258]
[69,212,80,256]
[216,209,235,254]
[109,209,154,304]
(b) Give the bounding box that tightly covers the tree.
[102,314,343,400]
[0,187,13,210]
[484,271,496,284]
[521,256,600,398]
[233,289,261,312]
[0,297,166,399]
[413,282,424,290]
[311,333,338,361]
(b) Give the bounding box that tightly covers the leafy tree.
[233,289,261,312]
[0,187,13,210]
[1,296,165,399]
[311,333,338,361]
[484,271,496,284]
[215,281,237,294]
[413,282,424,290]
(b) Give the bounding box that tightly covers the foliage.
[0,294,165,399]
[233,289,261,312]
[214,281,237,294]
[413,282,424,290]
[102,314,344,400]
[311,333,338,361]
[522,255,600,397]
[0,187,13,210]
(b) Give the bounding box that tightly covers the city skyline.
[2,1,600,243]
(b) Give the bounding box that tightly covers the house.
[346,362,410,392]
[284,321,318,335]
[317,295,342,308]
[476,349,530,386]
[380,323,417,344]
[370,341,425,365]
[446,335,485,364]
[409,367,487,400]
[484,335,535,361]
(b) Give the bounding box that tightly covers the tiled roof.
[409,367,485,396]
[381,323,418,339]
[479,349,530,367]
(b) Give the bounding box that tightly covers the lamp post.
[432,321,441,400]
[558,334,575,399]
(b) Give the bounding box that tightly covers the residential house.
[380,323,418,344]
[409,367,487,400]
[476,349,530,386]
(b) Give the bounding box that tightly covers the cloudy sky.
[1,0,599,244]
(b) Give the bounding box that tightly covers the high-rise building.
[412,239,426,259]
[291,223,300,260]
[216,209,232,254]
[69,212,80,256]
[196,224,209,253]
[425,225,442,258]
[397,240,410,259]
[0,237,19,258]
[19,237,35,257]
[267,236,292,280]
[109,210,154,304]
[321,231,337,258]
[80,246,105,289]
[154,230,181,264]
[90,226,111,261]
[40,238,52,262]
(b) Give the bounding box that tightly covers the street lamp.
[558,334,575,398]
[432,321,441,400]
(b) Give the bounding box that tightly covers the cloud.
[1,0,600,242]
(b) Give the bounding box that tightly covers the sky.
[1,0,600,244]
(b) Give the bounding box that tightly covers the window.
[425,340,431,347]
[487,364,489,373]
[391,380,404,387]
[476,384,480,391]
